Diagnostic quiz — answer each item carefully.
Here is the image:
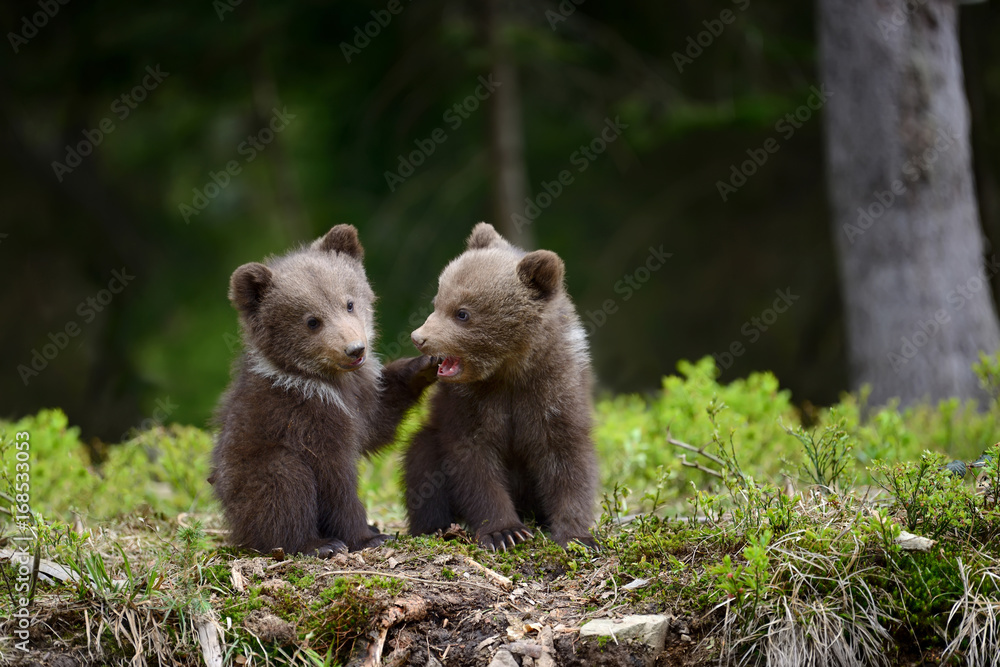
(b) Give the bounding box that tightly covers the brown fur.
[405,223,598,550]
[211,225,437,556]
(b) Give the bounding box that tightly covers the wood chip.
[507,641,543,658]
[622,578,649,591]
[477,635,500,651]
[231,565,246,593]
[195,618,223,667]
[896,531,936,551]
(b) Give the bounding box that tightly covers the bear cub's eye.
[346,300,354,313]
[306,317,321,330]
[456,309,470,322]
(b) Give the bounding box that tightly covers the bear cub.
[406,222,598,551]
[212,225,437,556]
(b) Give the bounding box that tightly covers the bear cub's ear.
[517,250,565,299]
[229,262,274,314]
[314,224,364,260]
[466,222,507,251]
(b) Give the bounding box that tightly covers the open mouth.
[437,356,462,378]
[340,355,365,370]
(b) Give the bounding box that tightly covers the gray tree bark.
[819,0,1000,406]
[485,0,535,249]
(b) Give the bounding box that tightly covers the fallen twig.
[462,556,513,590]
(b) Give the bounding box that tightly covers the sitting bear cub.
[406,222,598,551]
[212,225,437,556]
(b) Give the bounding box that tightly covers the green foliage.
[708,530,771,608]
[0,409,94,514]
[872,446,1000,543]
[784,417,854,490]
[93,425,215,518]
[0,411,215,522]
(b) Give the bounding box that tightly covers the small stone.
[579,614,670,651]
[681,633,692,643]
[387,557,399,569]
[426,656,442,667]
[522,658,534,667]
[488,649,519,667]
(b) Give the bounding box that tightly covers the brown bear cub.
[406,222,598,551]
[212,225,437,557]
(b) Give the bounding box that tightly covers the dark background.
[3,0,1000,441]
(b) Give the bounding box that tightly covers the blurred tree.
[819,0,1000,406]
[485,0,533,249]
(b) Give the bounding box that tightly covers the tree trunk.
[485,0,534,249]
[819,0,1000,406]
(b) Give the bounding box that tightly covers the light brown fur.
[405,223,598,550]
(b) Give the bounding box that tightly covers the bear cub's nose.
[411,334,425,350]
[345,341,366,359]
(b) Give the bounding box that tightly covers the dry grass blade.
[942,560,1000,666]
[716,532,891,667]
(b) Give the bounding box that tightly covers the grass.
[5,354,1000,664]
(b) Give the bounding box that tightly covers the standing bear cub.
[212,225,437,557]
[406,222,598,551]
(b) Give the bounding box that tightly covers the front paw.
[476,524,533,552]
[312,539,348,559]
[411,355,442,387]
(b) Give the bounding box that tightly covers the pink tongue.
[438,356,461,377]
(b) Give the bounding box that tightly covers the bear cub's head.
[411,222,566,383]
[229,225,376,381]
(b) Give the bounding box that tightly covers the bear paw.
[476,524,533,552]
[311,539,348,559]
[413,355,443,386]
